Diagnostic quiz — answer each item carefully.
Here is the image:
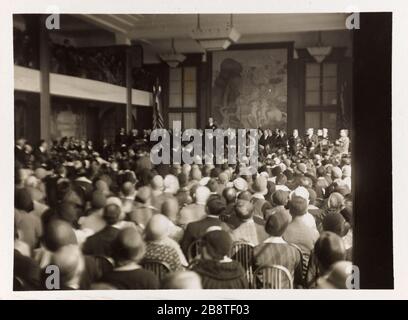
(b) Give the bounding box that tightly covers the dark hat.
[265,208,290,236]
[15,188,34,212]
[322,213,349,237]
[203,230,232,259]
[206,198,226,216]
[314,231,346,271]
[271,166,282,177]
[283,169,294,181]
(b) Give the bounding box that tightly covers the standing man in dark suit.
[15,137,27,166]
[33,140,49,166]
[288,129,303,155]
[181,197,230,256]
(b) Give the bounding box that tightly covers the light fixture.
[307,31,332,63]
[191,14,241,51]
[159,38,186,68]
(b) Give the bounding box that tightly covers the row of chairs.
[141,258,294,289]
[142,240,307,289]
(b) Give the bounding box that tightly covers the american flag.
[152,80,164,129]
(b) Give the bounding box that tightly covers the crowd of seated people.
[14,126,353,290]
[13,33,127,87]
[50,39,126,86]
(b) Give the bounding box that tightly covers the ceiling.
[14,13,352,63]
[76,13,350,54]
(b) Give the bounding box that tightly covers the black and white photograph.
[0,0,402,303]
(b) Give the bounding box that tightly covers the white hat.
[290,186,309,201]
[199,177,211,186]
[233,177,248,192]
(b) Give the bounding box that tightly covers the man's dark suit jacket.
[15,146,25,165]
[181,216,230,256]
[82,225,120,258]
[33,148,48,164]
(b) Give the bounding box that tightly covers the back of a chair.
[230,241,255,288]
[141,259,171,281]
[253,265,293,289]
[187,239,204,263]
[288,243,307,285]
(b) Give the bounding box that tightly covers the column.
[39,14,51,142]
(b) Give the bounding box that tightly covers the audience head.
[49,244,85,289]
[322,213,350,237]
[234,200,254,221]
[265,208,290,237]
[314,231,346,273]
[15,188,34,212]
[202,229,232,260]
[206,198,226,216]
[43,219,78,252]
[145,214,171,241]
[195,186,211,205]
[316,261,353,289]
[91,191,107,210]
[151,175,164,191]
[103,203,121,225]
[111,227,145,264]
[288,195,308,217]
[161,198,179,223]
[222,187,237,204]
[237,190,252,201]
[162,271,202,289]
[272,190,289,207]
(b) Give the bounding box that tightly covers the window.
[168,67,197,129]
[304,62,338,138]
[305,63,338,107]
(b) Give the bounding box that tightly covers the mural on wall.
[50,105,87,140]
[211,48,288,129]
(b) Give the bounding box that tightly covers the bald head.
[222,187,237,204]
[151,175,164,191]
[121,181,135,197]
[235,200,254,221]
[145,214,171,241]
[43,219,78,252]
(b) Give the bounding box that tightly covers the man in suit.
[33,140,49,165]
[288,129,303,155]
[15,137,27,166]
[82,204,122,258]
[181,197,230,256]
[304,128,319,153]
[231,200,268,245]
